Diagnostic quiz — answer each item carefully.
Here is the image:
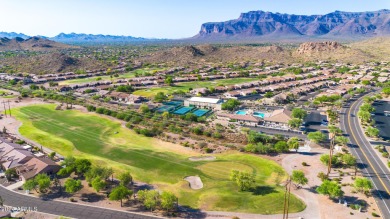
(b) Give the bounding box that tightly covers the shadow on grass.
[251,186,277,196]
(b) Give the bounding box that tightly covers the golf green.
[13,104,305,214]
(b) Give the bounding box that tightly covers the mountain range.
[195,9,390,39]
[50,33,153,44]
[2,9,390,44]
[0,36,75,51]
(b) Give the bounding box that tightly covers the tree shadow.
[176,205,207,218]
[250,186,277,196]
[80,193,106,203]
[372,190,390,200]
[299,152,321,156]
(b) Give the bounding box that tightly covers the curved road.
[341,93,390,218]
[0,185,160,219]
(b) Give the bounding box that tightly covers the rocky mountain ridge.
[196,9,390,39]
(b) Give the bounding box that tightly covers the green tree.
[118,172,133,186]
[288,118,302,129]
[358,110,371,123]
[287,137,300,152]
[342,154,356,167]
[342,153,357,175]
[360,103,375,113]
[116,85,134,93]
[307,131,326,143]
[320,154,339,167]
[335,136,348,146]
[137,190,159,211]
[221,99,241,111]
[139,104,150,113]
[366,127,380,137]
[110,185,133,207]
[291,170,308,188]
[48,152,56,160]
[23,179,38,192]
[64,179,82,194]
[264,92,274,98]
[230,170,255,191]
[184,113,197,122]
[85,166,113,182]
[164,76,173,85]
[316,180,344,199]
[57,156,76,177]
[274,141,288,153]
[328,126,342,136]
[292,108,307,120]
[354,177,373,194]
[4,168,17,181]
[35,174,51,193]
[160,191,177,212]
[91,177,106,192]
[75,159,91,176]
[154,92,168,103]
[382,87,390,96]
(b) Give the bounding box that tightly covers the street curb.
[0,184,163,218]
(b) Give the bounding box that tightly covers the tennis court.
[156,105,176,113]
[173,106,194,115]
[164,101,183,106]
[193,109,210,117]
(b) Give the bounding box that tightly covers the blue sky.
[1,0,390,38]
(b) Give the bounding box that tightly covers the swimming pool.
[253,112,265,118]
[235,110,247,115]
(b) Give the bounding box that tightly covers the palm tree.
[327,126,342,176]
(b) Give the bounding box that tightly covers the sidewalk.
[6,181,24,190]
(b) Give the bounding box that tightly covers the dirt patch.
[189,156,216,161]
[184,176,203,190]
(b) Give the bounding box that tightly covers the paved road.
[0,186,160,219]
[340,94,390,218]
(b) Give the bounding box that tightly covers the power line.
[2,101,7,117]
[282,177,292,219]
[7,100,11,117]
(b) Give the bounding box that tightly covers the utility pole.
[282,177,292,219]
[286,178,292,219]
[7,100,11,116]
[2,101,7,117]
[327,134,335,176]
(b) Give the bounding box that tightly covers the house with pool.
[216,108,293,129]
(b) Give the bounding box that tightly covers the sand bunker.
[184,176,203,190]
[188,156,216,161]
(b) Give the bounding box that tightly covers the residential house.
[16,157,61,181]
[216,113,261,127]
[263,109,293,128]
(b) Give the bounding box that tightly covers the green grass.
[13,104,305,214]
[59,68,164,85]
[133,77,260,97]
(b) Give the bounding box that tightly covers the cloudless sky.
[1,0,390,39]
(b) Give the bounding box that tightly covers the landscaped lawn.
[133,77,260,97]
[13,104,305,214]
[59,68,165,85]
